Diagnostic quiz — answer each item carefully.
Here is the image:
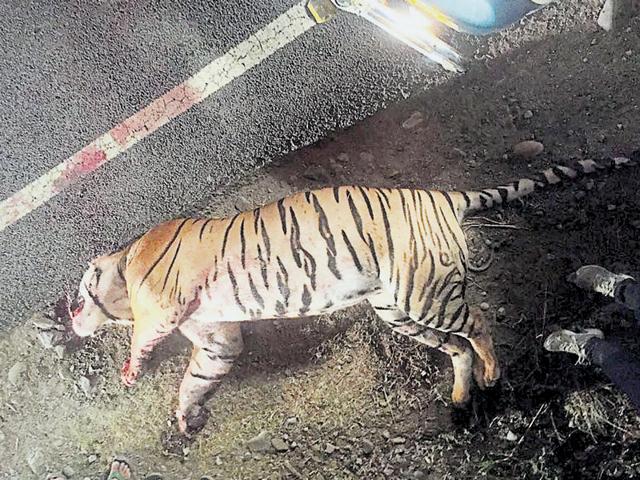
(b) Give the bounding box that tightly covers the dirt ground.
[3,1,640,479]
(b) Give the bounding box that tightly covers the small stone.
[452,147,467,158]
[62,466,75,477]
[144,474,164,480]
[402,111,424,129]
[607,204,617,211]
[26,450,45,475]
[386,170,401,179]
[390,436,406,444]
[215,455,223,465]
[513,140,544,158]
[631,220,640,229]
[506,430,519,442]
[31,314,57,330]
[54,345,66,359]
[235,195,253,212]
[337,153,349,163]
[413,471,426,480]
[271,437,289,452]
[8,361,26,386]
[246,431,273,453]
[497,307,506,320]
[37,331,56,349]
[575,190,586,200]
[617,123,624,130]
[87,454,97,464]
[480,302,490,311]
[78,376,92,397]
[325,443,336,454]
[361,439,374,455]
[523,110,534,119]
[284,416,298,427]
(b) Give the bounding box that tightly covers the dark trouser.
[587,337,640,413]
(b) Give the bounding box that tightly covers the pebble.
[144,474,164,480]
[575,190,586,200]
[512,140,544,158]
[325,443,337,455]
[78,376,92,397]
[497,307,506,320]
[452,147,467,158]
[87,454,97,464]
[31,314,57,330]
[8,361,26,386]
[26,450,45,475]
[390,436,406,444]
[62,466,75,477]
[506,430,519,442]
[37,330,56,349]
[215,456,223,465]
[246,431,273,453]
[522,110,534,119]
[284,416,298,427]
[337,153,349,163]
[607,204,617,211]
[54,345,66,359]
[361,439,374,455]
[480,302,490,311]
[413,471,426,480]
[631,220,640,229]
[271,437,289,452]
[402,111,424,129]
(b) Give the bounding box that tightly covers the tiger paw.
[175,405,208,436]
[482,362,501,388]
[120,358,140,387]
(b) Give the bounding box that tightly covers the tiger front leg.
[121,313,178,387]
[176,322,244,435]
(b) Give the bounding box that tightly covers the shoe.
[567,265,634,297]
[544,328,604,362]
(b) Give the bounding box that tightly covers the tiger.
[69,153,638,435]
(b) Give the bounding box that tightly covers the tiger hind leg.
[458,306,500,388]
[176,321,244,435]
[369,294,474,405]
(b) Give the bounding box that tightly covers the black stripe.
[460,191,471,209]
[259,218,271,262]
[253,208,261,235]
[452,304,470,333]
[496,187,510,203]
[366,233,381,278]
[377,188,391,208]
[191,372,222,381]
[257,243,269,288]
[276,257,290,306]
[333,187,340,203]
[374,306,396,311]
[311,194,341,280]
[418,250,436,301]
[240,219,246,269]
[399,189,409,221]
[161,240,182,292]
[357,186,375,219]
[227,263,246,313]
[304,191,312,203]
[434,283,461,329]
[299,284,312,315]
[376,192,394,279]
[221,214,239,258]
[511,180,520,192]
[213,255,219,282]
[277,199,287,234]
[425,192,452,254]
[138,219,190,288]
[441,191,457,218]
[346,190,366,242]
[199,219,213,241]
[247,273,265,309]
[275,301,286,316]
[341,230,363,272]
[170,270,181,300]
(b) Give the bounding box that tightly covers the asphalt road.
[0,0,449,326]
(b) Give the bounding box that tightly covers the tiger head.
[70,253,132,337]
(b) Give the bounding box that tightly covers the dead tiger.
[69,154,637,434]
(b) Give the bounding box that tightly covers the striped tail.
[452,154,638,218]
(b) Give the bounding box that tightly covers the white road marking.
[0,2,316,233]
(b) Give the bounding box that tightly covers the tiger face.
[70,254,132,337]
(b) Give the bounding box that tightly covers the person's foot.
[544,328,605,362]
[107,459,132,480]
[567,265,634,297]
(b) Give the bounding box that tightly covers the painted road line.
[0,2,316,233]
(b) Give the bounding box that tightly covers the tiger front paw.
[120,358,140,387]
